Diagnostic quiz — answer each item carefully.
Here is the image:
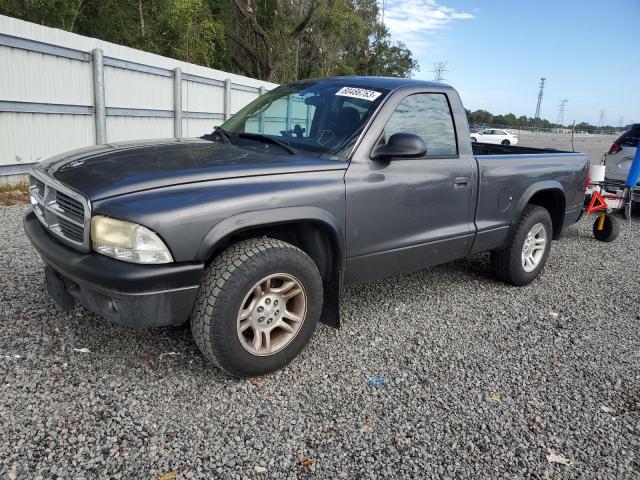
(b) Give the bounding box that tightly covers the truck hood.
[35,138,347,200]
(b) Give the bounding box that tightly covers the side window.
[384,93,457,156]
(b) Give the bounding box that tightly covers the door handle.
[454,177,470,189]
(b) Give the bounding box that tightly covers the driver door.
[344,91,476,284]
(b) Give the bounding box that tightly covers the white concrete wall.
[0,15,278,171]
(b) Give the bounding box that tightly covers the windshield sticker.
[335,87,381,101]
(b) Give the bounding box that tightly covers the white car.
[603,124,639,186]
[470,129,519,146]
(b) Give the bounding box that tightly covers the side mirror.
[371,133,427,160]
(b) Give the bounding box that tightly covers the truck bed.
[472,142,569,155]
[470,147,589,256]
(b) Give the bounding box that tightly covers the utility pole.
[534,77,546,126]
[618,116,624,128]
[556,99,568,126]
[432,62,448,83]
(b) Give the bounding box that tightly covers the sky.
[380,0,640,126]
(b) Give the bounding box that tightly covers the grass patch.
[0,182,30,206]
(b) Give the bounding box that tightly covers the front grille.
[55,191,84,223]
[57,217,85,242]
[31,177,45,199]
[29,173,91,251]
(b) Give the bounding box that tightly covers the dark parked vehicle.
[24,77,589,377]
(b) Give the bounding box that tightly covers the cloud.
[380,0,475,52]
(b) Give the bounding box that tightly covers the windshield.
[217,80,389,157]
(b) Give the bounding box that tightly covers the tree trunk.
[138,0,145,37]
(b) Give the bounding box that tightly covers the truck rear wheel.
[191,238,323,377]
[491,205,553,286]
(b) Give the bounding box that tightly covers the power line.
[432,62,448,83]
[556,99,568,126]
[534,77,545,121]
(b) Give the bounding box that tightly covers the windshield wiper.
[236,132,297,155]
[214,126,231,144]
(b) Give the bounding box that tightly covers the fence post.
[173,67,182,138]
[258,86,265,134]
[224,78,232,120]
[285,96,292,132]
[91,49,107,144]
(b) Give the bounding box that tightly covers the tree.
[0,0,418,82]
[220,0,318,82]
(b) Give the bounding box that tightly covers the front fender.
[195,205,345,268]
[195,206,345,328]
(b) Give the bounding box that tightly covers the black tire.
[592,214,619,242]
[501,139,510,145]
[491,205,553,286]
[471,137,477,143]
[191,238,323,377]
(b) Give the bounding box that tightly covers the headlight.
[90,215,173,264]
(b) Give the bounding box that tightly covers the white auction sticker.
[335,87,382,101]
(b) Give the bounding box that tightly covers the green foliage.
[467,108,559,129]
[466,109,618,132]
[0,0,82,30]
[0,0,418,81]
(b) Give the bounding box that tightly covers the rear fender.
[508,181,565,241]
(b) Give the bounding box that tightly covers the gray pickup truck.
[24,77,589,377]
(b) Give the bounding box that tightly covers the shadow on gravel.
[59,307,231,378]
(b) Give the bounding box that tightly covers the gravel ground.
[1,204,639,479]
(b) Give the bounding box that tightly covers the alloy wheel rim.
[521,222,547,273]
[236,273,307,356]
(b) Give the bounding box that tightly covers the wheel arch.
[510,182,566,240]
[195,207,345,328]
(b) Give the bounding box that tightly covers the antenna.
[556,99,568,126]
[598,110,606,128]
[534,77,546,121]
[432,62,448,83]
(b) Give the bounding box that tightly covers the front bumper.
[23,211,204,328]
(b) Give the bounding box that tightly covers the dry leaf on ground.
[299,458,314,470]
[547,449,572,466]
[251,378,266,388]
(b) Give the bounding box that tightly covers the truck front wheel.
[491,205,553,286]
[191,238,323,377]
